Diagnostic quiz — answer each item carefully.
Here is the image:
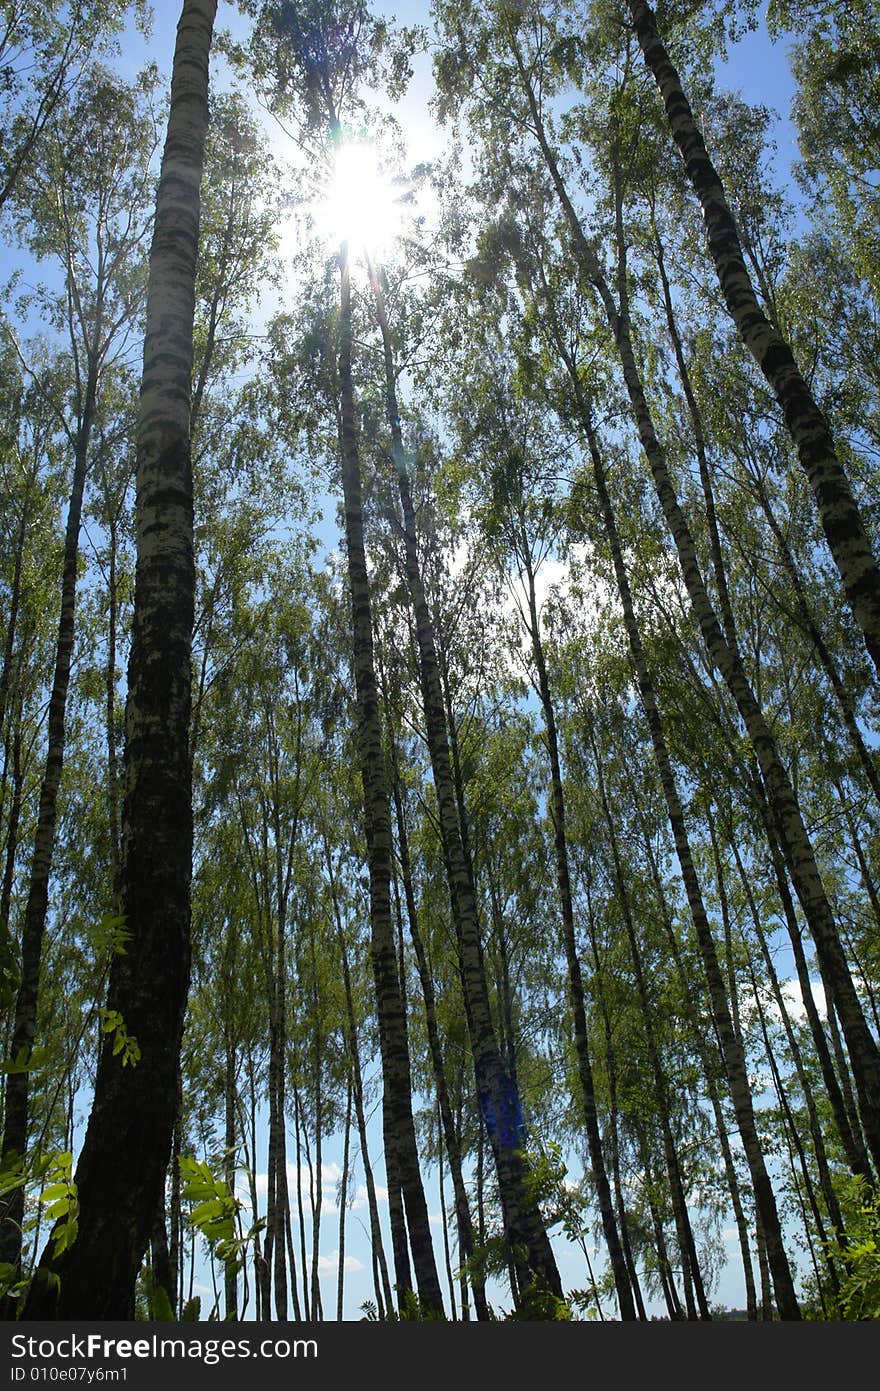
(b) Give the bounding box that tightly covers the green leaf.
[0,1045,49,1075]
[180,1296,201,1322]
[40,1183,70,1203]
[53,1218,79,1256]
[152,1284,176,1321]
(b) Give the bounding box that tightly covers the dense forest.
[0,0,879,1324]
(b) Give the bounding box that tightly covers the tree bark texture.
[23,0,217,1318]
[368,264,563,1308]
[336,248,444,1317]
[0,356,97,1281]
[519,544,636,1319]
[626,0,880,681]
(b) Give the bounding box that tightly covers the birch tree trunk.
[386,727,489,1319]
[327,850,394,1318]
[518,539,636,1318]
[0,356,97,1285]
[586,716,710,1318]
[23,0,217,1318]
[582,871,648,1320]
[605,251,880,1173]
[337,1076,351,1322]
[336,246,443,1317]
[224,1036,238,1321]
[592,126,880,1179]
[626,0,880,680]
[636,816,759,1320]
[579,396,801,1318]
[367,264,563,1309]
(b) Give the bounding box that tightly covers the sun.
[317,140,405,261]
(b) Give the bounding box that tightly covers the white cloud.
[348,1182,388,1212]
[254,1160,344,1203]
[251,1166,388,1217]
[317,1250,365,1274]
[775,975,827,1025]
[739,975,827,1030]
[501,545,598,649]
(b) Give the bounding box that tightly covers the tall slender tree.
[625,0,880,680]
[24,0,218,1318]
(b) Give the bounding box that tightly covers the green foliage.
[179,1156,261,1280]
[0,931,19,1013]
[506,1274,572,1322]
[180,1156,239,1257]
[86,913,132,959]
[151,1281,177,1322]
[39,1151,79,1258]
[567,1288,601,1319]
[0,0,148,210]
[0,1150,79,1304]
[99,1008,141,1067]
[817,1177,880,1320]
[0,1262,29,1304]
[520,1140,570,1221]
[359,1288,446,1320]
[180,1295,203,1322]
[135,1265,200,1323]
[397,1287,447,1321]
[0,1044,50,1075]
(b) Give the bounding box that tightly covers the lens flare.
[318,141,403,258]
